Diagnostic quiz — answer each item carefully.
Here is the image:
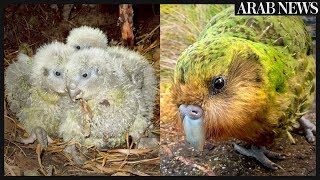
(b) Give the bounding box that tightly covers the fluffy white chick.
[66,25,108,50]
[66,26,157,123]
[17,41,76,148]
[5,53,32,114]
[103,46,158,144]
[60,47,157,149]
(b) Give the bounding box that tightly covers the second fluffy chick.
[5,53,32,114]
[18,41,76,148]
[60,47,157,148]
[66,25,108,50]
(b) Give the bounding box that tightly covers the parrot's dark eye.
[55,71,61,76]
[81,70,94,79]
[210,76,226,95]
[213,76,225,89]
[76,45,81,50]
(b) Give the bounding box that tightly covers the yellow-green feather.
[174,6,315,139]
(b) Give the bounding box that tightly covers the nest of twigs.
[4,115,160,176]
[4,4,160,176]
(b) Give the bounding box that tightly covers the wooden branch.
[119,4,134,49]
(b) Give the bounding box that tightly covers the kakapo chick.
[4,25,107,114]
[66,25,157,116]
[59,47,157,149]
[100,46,158,148]
[4,25,107,117]
[5,53,33,114]
[170,7,316,169]
[103,46,158,127]
[66,25,108,50]
[17,41,76,148]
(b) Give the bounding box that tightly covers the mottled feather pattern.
[59,47,157,148]
[171,6,315,145]
[5,26,158,150]
[4,53,33,114]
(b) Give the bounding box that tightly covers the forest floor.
[160,100,316,176]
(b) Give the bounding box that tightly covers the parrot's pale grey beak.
[67,82,82,102]
[179,104,205,151]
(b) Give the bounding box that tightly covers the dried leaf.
[125,157,159,164]
[111,172,131,176]
[107,148,152,155]
[95,164,115,174]
[80,99,93,138]
[36,144,46,175]
[102,156,107,167]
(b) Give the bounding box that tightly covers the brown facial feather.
[171,51,279,146]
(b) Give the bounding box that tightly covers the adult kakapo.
[17,41,76,149]
[60,47,157,149]
[170,6,316,169]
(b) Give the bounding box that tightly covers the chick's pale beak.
[67,82,82,101]
[179,104,205,151]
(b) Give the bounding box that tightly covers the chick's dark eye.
[213,76,225,90]
[82,73,88,78]
[55,71,61,76]
[76,46,81,50]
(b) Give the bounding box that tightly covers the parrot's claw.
[20,126,53,149]
[63,144,86,165]
[233,143,285,170]
[298,117,316,143]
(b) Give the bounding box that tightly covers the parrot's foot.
[63,144,86,165]
[298,117,316,143]
[233,143,285,170]
[20,126,53,149]
[137,137,159,149]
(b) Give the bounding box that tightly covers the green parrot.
[170,6,316,169]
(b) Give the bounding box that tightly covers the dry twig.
[175,156,215,176]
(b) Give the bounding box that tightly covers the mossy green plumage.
[172,6,315,145]
[17,87,70,135]
[199,7,311,56]
[160,4,231,78]
[6,41,76,139]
